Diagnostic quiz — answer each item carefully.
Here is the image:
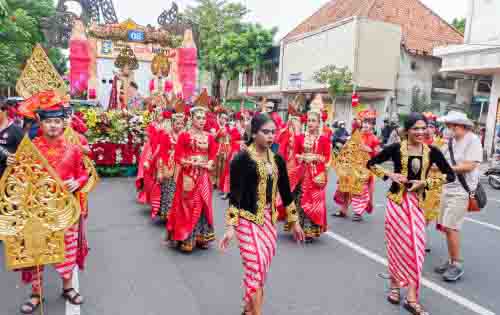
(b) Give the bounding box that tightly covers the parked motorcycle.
[485,165,500,190]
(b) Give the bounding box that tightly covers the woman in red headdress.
[333,109,380,221]
[214,107,231,191]
[167,105,217,252]
[290,109,331,241]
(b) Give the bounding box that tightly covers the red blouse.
[33,136,89,189]
[174,131,217,165]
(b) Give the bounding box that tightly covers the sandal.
[61,288,84,305]
[332,211,347,218]
[20,294,44,314]
[352,214,363,222]
[387,287,400,305]
[404,299,429,315]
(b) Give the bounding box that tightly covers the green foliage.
[0,0,67,88]
[452,17,466,35]
[183,0,275,98]
[313,65,353,99]
[410,87,434,113]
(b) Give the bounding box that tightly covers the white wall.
[466,0,500,44]
[281,20,356,92]
[280,18,401,93]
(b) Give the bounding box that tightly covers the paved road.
[1,173,499,315]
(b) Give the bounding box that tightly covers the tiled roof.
[283,0,463,55]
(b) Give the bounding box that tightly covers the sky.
[84,0,468,40]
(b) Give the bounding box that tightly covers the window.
[432,76,456,90]
[477,80,492,93]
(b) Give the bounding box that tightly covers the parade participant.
[259,97,284,153]
[278,104,303,194]
[421,113,446,225]
[156,103,187,220]
[214,106,232,191]
[292,109,331,242]
[220,113,305,315]
[167,104,217,252]
[18,100,89,314]
[321,110,333,140]
[151,111,173,219]
[367,112,454,315]
[0,98,24,177]
[333,109,380,221]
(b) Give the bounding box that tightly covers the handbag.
[448,139,487,212]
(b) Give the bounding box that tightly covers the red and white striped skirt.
[236,207,277,304]
[385,192,426,293]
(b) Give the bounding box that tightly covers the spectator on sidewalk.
[435,111,483,282]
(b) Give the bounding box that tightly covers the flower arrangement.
[79,108,152,145]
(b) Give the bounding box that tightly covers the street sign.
[127,30,145,42]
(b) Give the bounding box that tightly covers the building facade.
[434,0,500,158]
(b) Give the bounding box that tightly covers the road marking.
[65,266,81,315]
[465,218,500,232]
[489,198,500,203]
[325,231,496,315]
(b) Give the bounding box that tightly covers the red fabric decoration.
[69,40,90,96]
[88,88,96,100]
[162,111,172,119]
[164,80,173,93]
[352,92,360,108]
[177,48,198,101]
[149,79,155,92]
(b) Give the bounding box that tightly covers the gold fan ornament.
[0,137,81,270]
[332,130,371,195]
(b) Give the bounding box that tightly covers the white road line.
[325,231,496,315]
[489,198,500,203]
[65,266,81,315]
[465,218,500,232]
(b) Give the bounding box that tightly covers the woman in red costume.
[19,101,89,314]
[293,109,331,241]
[156,107,187,220]
[214,107,231,191]
[167,105,217,252]
[333,109,381,221]
[150,111,173,219]
[220,113,305,315]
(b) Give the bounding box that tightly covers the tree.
[0,0,67,89]
[313,65,353,101]
[410,86,433,113]
[452,17,466,35]
[184,0,275,99]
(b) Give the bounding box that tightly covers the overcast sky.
[112,0,467,39]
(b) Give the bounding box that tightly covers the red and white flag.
[351,92,360,108]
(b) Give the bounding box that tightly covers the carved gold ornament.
[0,137,81,270]
[333,131,371,194]
[64,127,99,193]
[151,51,171,77]
[16,44,69,99]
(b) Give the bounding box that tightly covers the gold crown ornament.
[332,130,371,194]
[0,136,81,270]
[16,44,69,99]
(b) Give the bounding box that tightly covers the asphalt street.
[1,173,499,315]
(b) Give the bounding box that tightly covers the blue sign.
[127,30,145,42]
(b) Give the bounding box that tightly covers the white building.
[434,0,500,158]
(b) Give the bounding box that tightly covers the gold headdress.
[16,44,69,99]
[332,130,371,194]
[192,89,210,114]
[0,137,81,270]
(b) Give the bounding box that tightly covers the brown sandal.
[387,287,400,305]
[20,294,44,314]
[404,299,429,315]
[61,288,84,305]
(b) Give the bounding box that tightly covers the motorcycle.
[485,165,500,190]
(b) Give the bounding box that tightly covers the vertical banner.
[494,99,500,160]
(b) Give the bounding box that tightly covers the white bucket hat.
[437,110,474,127]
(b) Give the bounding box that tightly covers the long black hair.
[246,113,273,145]
[404,112,427,131]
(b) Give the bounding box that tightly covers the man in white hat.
[435,111,483,282]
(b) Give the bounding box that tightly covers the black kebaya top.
[225,145,298,226]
